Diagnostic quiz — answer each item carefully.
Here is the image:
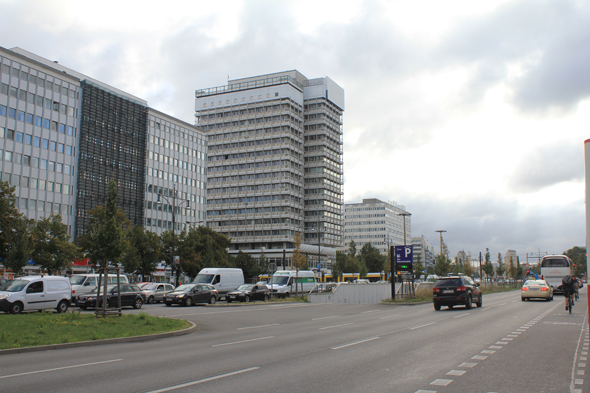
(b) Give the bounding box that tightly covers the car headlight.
[178,294,186,298]
[0,294,9,300]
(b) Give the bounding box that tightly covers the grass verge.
[0,311,189,350]
[382,284,519,304]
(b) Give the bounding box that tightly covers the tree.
[495,253,505,278]
[291,232,307,295]
[126,226,161,281]
[463,258,475,277]
[332,251,346,282]
[564,246,586,277]
[482,248,494,280]
[77,181,131,269]
[434,254,451,276]
[0,181,24,262]
[359,243,386,273]
[4,216,34,276]
[234,251,262,280]
[508,256,517,279]
[31,214,79,275]
[343,240,360,273]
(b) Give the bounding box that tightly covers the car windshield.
[175,284,197,292]
[270,276,289,285]
[237,285,253,291]
[142,283,158,290]
[193,274,214,284]
[434,279,462,287]
[69,276,86,285]
[1,279,29,292]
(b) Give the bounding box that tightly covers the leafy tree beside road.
[31,214,79,275]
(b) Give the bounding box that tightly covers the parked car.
[433,276,482,310]
[76,284,145,310]
[0,276,71,314]
[226,284,270,303]
[139,283,175,303]
[521,279,553,301]
[70,273,129,304]
[165,284,218,306]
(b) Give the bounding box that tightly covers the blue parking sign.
[395,246,413,263]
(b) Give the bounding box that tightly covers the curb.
[0,320,198,356]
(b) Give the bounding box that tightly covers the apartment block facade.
[195,71,344,268]
[343,198,411,255]
[0,47,207,245]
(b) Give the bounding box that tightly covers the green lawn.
[0,311,189,350]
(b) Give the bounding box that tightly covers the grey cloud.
[508,142,584,192]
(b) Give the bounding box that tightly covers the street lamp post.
[397,212,411,245]
[311,222,326,271]
[158,185,190,288]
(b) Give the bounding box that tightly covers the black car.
[76,284,145,310]
[164,284,218,306]
[226,284,270,303]
[433,276,482,310]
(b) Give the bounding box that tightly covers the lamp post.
[311,222,326,270]
[158,185,190,288]
[397,212,411,245]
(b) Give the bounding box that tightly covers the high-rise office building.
[195,71,344,269]
[0,46,207,247]
[343,198,411,255]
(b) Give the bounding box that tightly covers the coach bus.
[540,255,572,294]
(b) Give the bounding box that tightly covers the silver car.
[139,283,175,304]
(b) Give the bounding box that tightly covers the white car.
[139,283,175,303]
[0,276,72,314]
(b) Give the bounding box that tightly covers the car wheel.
[434,303,441,311]
[165,303,172,307]
[185,297,193,307]
[227,299,232,303]
[245,295,251,303]
[9,302,23,314]
[209,296,216,305]
[264,294,269,301]
[521,297,525,301]
[148,296,155,304]
[546,296,551,302]
[465,295,472,309]
[476,295,482,307]
[134,298,143,309]
[57,300,69,313]
[80,305,88,310]
[448,305,454,309]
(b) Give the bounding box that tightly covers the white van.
[192,268,244,297]
[70,273,129,303]
[269,270,317,298]
[0,276,72,314]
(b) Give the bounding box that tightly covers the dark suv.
[433,276,482,310]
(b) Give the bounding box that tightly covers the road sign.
[395,246,413,263]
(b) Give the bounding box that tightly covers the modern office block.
[195,71,344,269]
[0,46,207,242]
[343,198,411,255]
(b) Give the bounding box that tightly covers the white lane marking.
[459,362,477,368]
[453,313,469,319]
[331,337,380,350]
[312,315,340,320]
[237,324,279,330]
[0,359,123,380]
[144,367,260,393]
[361,310,381,314]
[379,314,400,320]
[472,355,487,360]
[447,370,466,376]
[319,323,353,330]
[411,322,436,330]
[570,308,588,392]
[211,336,274,347]
[430,378,453,386]
[481,350,496,354]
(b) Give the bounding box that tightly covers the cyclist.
[572,276,580,302]
[561,275,575,311]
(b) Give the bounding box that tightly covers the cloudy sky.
[2,0,588,263]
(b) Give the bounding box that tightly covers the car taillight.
[522,287,528,291]
[457,286,467,292]
[433,288,440,293]
[540,287,548,291]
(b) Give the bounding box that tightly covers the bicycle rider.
[561,274,575,311]
[572,276,580,301]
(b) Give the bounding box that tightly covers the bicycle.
[567,294,573,314]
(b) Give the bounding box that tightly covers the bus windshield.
[541,258,569,268]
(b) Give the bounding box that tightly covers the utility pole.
[435,230,447,260]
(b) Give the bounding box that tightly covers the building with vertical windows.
[0,46,207,247]
[411,235,435,270]
[343,198,411,255]
[195,71,344,269]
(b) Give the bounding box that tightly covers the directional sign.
[395,246,413,264]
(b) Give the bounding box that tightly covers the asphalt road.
[0,288,587,393]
